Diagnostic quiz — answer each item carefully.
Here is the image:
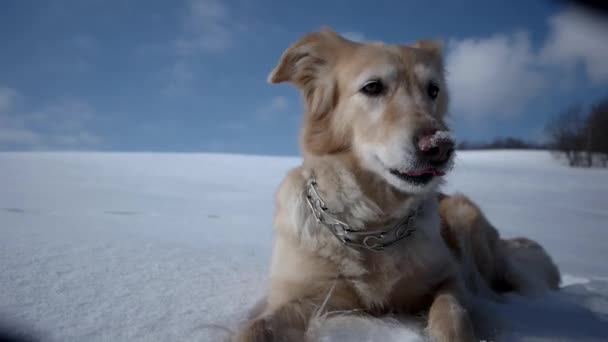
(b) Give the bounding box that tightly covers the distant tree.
[461,97,608,168]
[545,97,608,168]
[545,105,587,166]
[457,137,541,151]
[487,137,535,149]
[586,98,608,167]
[457,141,470,150]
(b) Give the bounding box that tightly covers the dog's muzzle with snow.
[389,129,455,185]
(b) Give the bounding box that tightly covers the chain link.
[305,174,419,252]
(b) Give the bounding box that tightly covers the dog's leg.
[427,282,475,342]
[500,237,561,294]
[232,300,312,342]
[439,193,560,295]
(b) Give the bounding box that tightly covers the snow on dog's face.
[269,29,453,194]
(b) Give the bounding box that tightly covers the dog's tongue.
[402,168,445,177]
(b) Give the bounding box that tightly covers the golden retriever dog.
[234,28,560,342]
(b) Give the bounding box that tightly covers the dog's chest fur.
[351,200,454,311]
[272,162,455,313]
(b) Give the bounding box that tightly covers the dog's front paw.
[428,293,476,342]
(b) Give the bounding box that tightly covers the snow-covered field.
[1,151,607,341]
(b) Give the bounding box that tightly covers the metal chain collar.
[305,174,419,252]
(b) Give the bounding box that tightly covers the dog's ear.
[268,28,348,85]
[412,39,443,59]
[268,28,354,155]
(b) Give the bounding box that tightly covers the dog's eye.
[427,82,440,100]
[360,80,385,96]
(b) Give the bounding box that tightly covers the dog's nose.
[416,130,454,165]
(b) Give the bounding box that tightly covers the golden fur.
[233,29,560,342]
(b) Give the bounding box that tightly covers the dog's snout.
[416,129,454,165]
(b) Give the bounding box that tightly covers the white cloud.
[0,127,41,145]
[541,6,608,83]
[174,0,233,55]
[0,87,37,145]
[165,0,236,96]
[445,6,608,122]
[256,96,289,122]
[0,87,19,113]
[163,60,197,97]
[342,31,366,43]
[54,131,101,147]
[0,87,101,150]
[221,96,290,133]
[446,31,545,121]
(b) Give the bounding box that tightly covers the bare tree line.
[457,137,544,151]
[457,97,608,168]
[545,97,608,168]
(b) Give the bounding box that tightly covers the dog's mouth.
[389,168,445,185]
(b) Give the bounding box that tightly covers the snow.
[0,150,607,341]
[428,130,454,146]
[418,130,453,151]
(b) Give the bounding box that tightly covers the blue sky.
[1,0,607,155]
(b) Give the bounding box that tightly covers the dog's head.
[269,29,454,194]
